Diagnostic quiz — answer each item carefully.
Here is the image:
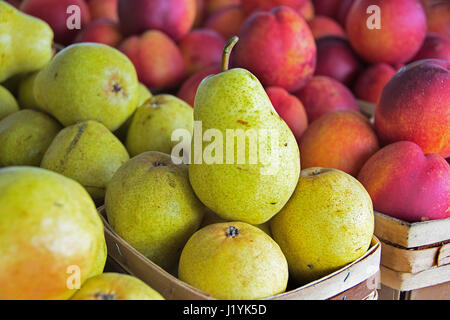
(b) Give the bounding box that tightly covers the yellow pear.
[71,273,164,300]
[270,167,374,284]
[178,222,289,300]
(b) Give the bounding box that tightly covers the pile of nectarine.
[16,0,449,224]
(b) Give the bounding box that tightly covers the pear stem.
[221,36,239,72]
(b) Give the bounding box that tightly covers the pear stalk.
[221,36,239,72]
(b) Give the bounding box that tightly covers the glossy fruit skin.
[358,141,450,222]
[231,6,316,92]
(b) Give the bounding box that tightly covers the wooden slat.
[408,281,450,300]
[380,240,443,273]
[380,264,450,291]
[374,211,450,248]
[438,243,450,267]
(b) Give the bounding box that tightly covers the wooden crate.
[97,206,381,300]
[374,211,450,300]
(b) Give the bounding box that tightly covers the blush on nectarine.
[266,86,308,143]
[375,59,450,158]
[231,6,316,92]
[410,33,450,62]
[177,66,220,107]
[358,141,450,222]
[346,0,427,64]
[315,35,363,86]
[308,15,346,40]
[353,63,396,104]
[87,0,118,23]
[120,30,186,92]
[294,76,359,123]
[74,19,123,47]
[299,110,380,177]
[179,29,226,76]
[21,0,91,45]
[204,5,247,40]
[118,0,196,41]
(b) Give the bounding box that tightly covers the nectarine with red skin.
[353,63,396,104]
[315,35,363,86]
[204,5,247,41]
[375,59,450,158]
[358,141,450,222]
[410,33,450,62]
[346,0,427,64]
[120,30,186,91]
[21,0,91,45]
[87,0,118,23]
[266,86,308,143]
[308,15,346,40]
[299,110,380,177]
[74,19,123,47]
[231,6,316,92]
[177,66,220,107]
[294,76,359,123]
[118,0,196,41]
[179,29,226,76]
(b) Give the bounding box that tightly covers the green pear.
[0,109,61,166]
[188,37,300,225]
[17,71,41,111]
[105,151,205,273]
[0,2,53,82]
[113,82,152,142]
[34,43,139,131]
[126,94,193,157]
[0,85,19,120]
[41,121,130,200]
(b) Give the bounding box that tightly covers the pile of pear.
[0,3,374,301]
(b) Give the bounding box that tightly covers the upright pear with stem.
[188,36,301,225]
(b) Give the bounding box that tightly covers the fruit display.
[0,0,448,301]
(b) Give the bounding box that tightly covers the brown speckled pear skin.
[271,168,374,284]
[0,85,19,120]
[0,109,62,166]
[71,273,164,300]
[41,120,130,200]
[0,2,53,82]
[189,68,300,225]
[105,151,205,272]
[34,43,139,131]
[126,94,193,156]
